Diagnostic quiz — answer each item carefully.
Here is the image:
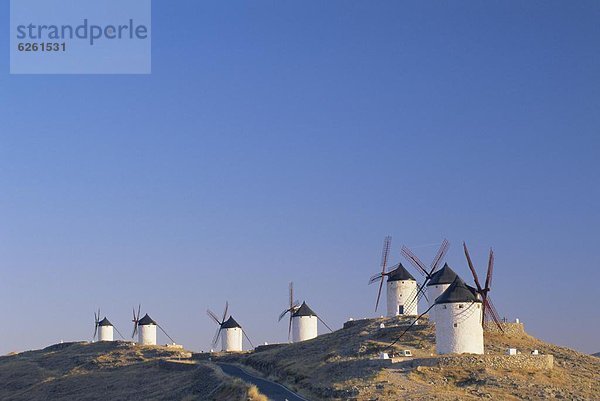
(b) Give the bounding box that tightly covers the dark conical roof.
[427,263,459,286]
[435,277,481,304]
[98,317,112,327]
[138,314,157,326]
[292,301,317,317]
[221,316,242,329]
[387,263,416,282]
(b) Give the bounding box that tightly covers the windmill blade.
[278,308,290,322]
[387,303,436,350]
[403,280,430,313]
[481,294,488,324]
[380,236,392,274]
[429,239,450,272]
[368,272,384,285]
[374,274,385,312]
[401,246,429,276]
[93,311,99,340]
[131,305,140,338]
[207,309,222,325]
[463,242,483,291]
[289,282,294,309]
[316,315,333,332]
[486,295,501,321]
[242,329,255,349]
[157,323,176,344]
[222,301,229,324]
[485,248,494,291]
[484,296,503,332]
[113,325,126,340]
[212,327,222,346]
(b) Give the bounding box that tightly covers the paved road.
[216,363,310,401]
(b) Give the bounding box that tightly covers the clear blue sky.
[1,1,599,354]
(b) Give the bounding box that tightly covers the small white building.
[386,263,418,317]
[426,263,459,321]
[97,317,114,342]
[292,302,318,342]
[137,314,157,345]
[434,277,484,355]
[220,316,243,352]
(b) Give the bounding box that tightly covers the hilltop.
[0,341,265,401]
[1,319,598,401]
[216,316,599,401]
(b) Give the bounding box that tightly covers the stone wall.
[484,322,525,335]
[386,354,553,370]
[436,354,554,370]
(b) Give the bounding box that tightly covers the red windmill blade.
[463,242,503,332]
[464,242,483,292]
[485,248,494,291]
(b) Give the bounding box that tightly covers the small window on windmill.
[443,305,447,309]
[453,323,457,327]
[459,304,464,309]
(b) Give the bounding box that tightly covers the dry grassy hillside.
[0,341,261,401]
[218,316,600,401]
[1,323,597,401]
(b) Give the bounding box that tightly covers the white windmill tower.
[279,282,332,343]
[93,309,125,342]
[207,302,254,352]
[370,237,423,317]
[131,305,176,346]
[433,276,484,354]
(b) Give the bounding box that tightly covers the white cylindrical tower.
[220,316,243,352]
[426,263,459,322]
[434,277,484,355]
[97,318,114,341]
[137,314,157,345]
[292,302,318,342]
[386,263,418,317]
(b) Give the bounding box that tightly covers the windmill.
[278,282,332,342]
[207,301,254,352]
[400,239,450,312]
[369,236,419,316]
[463,242,503,331]
[278,282,300,341]
[93,308,124,342]
[131,304,176,345]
